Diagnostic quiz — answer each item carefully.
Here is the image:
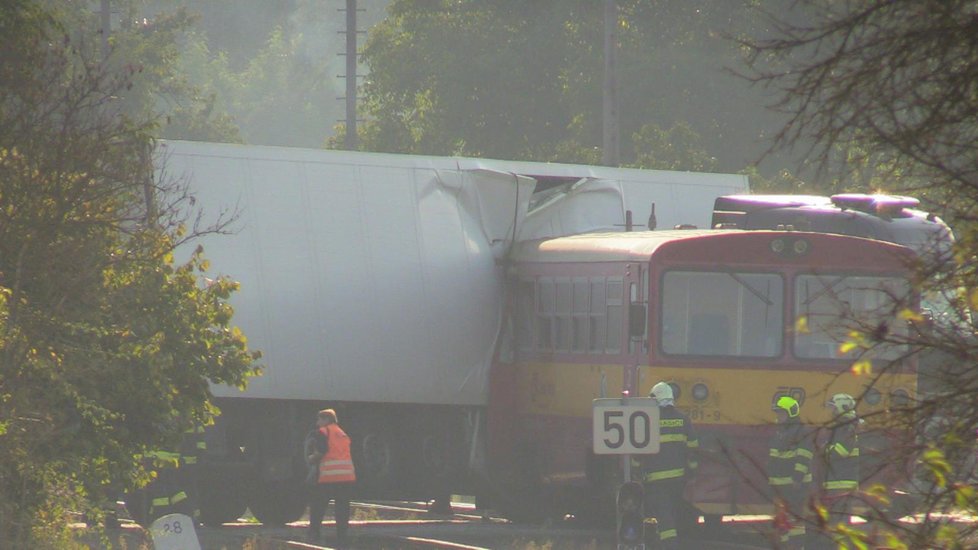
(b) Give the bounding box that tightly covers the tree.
[157,0,392,148]
[629,121,717,172]
[745,1,978,546]
[353,0,790,172]
[0,3,259,546]
[744,0,978,205]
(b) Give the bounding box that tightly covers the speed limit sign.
[593,398,660,455]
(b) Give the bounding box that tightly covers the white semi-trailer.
[157,140,749,525]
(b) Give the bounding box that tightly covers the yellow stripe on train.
[514,362,915,426]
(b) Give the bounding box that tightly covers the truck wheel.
[197,460,248,526]
[351,422,397,496]
[414,416,465,485]
[248,480,306,526]
[199,485,247,526]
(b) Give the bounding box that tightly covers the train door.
[626,263,649,395]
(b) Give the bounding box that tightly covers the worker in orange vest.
[305,408,356,546]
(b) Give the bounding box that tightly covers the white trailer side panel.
[161,141,533,406]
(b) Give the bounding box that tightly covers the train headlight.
[692,383,709,402]
[792,239,810,255]
[865,387,882,406]
[891,389,911,408]
[770,238,786,254]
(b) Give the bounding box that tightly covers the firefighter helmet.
[773,396,800,418]
[650,382,674,401]
[827,393,856,414]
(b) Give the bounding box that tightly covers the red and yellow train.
[488,229,917,521]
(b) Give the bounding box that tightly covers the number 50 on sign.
[592,398,660,455]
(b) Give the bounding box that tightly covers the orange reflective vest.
[318,424,356,484]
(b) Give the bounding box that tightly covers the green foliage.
[746,2,978,546]
[0,3,259,546]
[36,0,242,143]
[164,0,384,148]
[354,0,782,170]
[629,122,717,171]
[357,0,581,158]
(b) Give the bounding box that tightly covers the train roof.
[511,229,732,263]
[509,229,914,264]
[712,193,954,261]
[510,229,708,262]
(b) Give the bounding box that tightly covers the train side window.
[531,276,626,355]
[607,279,623,353]
[537,279,555,351]
[572,278,589,352]
[589,280,607,352]
[556,278,572,351]
[517,280,535,351]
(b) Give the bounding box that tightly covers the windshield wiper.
[726,272,774,306]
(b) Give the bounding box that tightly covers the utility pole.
[341,0,361,150]
[602,0,620,167]
[100,0,111,61]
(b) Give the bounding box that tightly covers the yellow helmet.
[773,396,800,418]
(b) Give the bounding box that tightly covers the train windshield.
[795,275,910,360]
[661,271,783,357]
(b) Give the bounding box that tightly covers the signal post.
[593,393,660,550]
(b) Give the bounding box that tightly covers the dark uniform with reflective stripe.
[177,426,206,521]
[817,411,859,549]
[639,405,698,550]
[146,426,206,523]
[823,411,859,493]
[768,418,813,548]
[145,450,192,520]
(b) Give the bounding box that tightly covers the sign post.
[594,396,659,550]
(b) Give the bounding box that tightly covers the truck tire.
[248,480,306,526]
[198,484,246,526]
[348,416,398,496]
[409,414,466,492]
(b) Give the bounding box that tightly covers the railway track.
[101,500,776,549]
[96,498,978,549]
[262,501,772,550]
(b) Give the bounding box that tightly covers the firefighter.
[142,449,193,523]
[767,396,813,549]
[306,409,356,546]
[639,382,699,550]
[139,425,206,525]
[176,425,206,522]
[816,393,860,549]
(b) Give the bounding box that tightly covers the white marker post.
[149,513,201,550]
